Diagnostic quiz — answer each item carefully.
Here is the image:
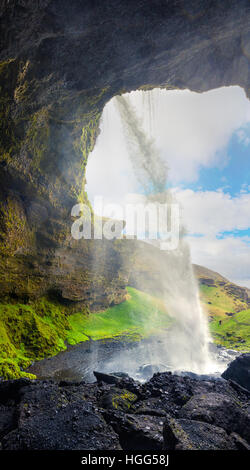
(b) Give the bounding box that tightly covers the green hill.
[194,265,250,351]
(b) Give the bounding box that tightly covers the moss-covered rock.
[0,359,36,380]
[0,297,71,379]
[100,388,138,412]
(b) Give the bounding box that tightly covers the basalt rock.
[178,392,250,442]
[1,379,121,450]
[222,353,250,391]
[0,369,250,450]
[163,417,239,450]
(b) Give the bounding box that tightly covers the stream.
[27,335,239,383]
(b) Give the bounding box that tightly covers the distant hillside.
[194,264,250,318]
[127,242,250,351]
[193,264,250,351]
[193,264,228,283]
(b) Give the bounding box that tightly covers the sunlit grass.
[66,286,172,344]
[210,309,250,350]
[200,284,248,318]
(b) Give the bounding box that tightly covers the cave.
[1,0,249,307]
[0,0,250,454]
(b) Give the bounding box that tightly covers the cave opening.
[73,85,250,380]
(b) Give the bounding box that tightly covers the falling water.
[115,93,216,374]
[142,90,157,138]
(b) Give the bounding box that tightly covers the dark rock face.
[1,367,249,450]
[163,418,239,450]
[0,0,250,305]
[105,411,164,451]
[179,392,250,442]
[1,380,121,450]
[222,353,250,391]
[0,405,15,440]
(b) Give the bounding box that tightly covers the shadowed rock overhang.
[0,0,249,304]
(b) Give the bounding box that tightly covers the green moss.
[25,107,51,170]
[0,59,19,156]
[2,279,247,382]
[73,113,101,204]
[198,282,250,350]
[168,417,194,450]
[111,390,137,411]
[0,298,71,380]
[0,359,36,380]
[0,195,33,256]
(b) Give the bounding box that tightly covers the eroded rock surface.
[1,367,249,450]
[222,353,250,391]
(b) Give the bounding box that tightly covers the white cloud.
[187,234,250,288]
[175,188,250,236]
[237,126,250,146]
[131,86,250,183]
[175,188,250,285]
[85,102,138,206]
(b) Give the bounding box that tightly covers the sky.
[85,86,250,288]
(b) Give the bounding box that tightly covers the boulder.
[105,411,164,450]
[222,353,250,391]
[93,371,121,385]
[1,381,120,450]
[163,417,238,450]
[179,392,250,443]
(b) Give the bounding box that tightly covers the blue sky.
[176,123,250,242]
[185,124,250,196]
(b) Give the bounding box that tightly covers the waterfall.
[115,94,167,195]
[114,93,216,374]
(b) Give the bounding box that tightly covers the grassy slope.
[210,310,250,350]
[0,287,171,379]
[67,286,171,344]
[199,284,250,350]
[0,278,249,380]
[199,284,248,318]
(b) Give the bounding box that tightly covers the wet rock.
[1,381,120,450]
[163,417,238,450]
[222,353,250,391]
[112,372,130,379]
[0,378,33,405]
[179,392,250,443]
[0,371,249,450]
[174,371,223,381]
[134,407,167,417]
[93,371,121,385]
[105,411,164,450]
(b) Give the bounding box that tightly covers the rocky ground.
[0,354,249,451]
